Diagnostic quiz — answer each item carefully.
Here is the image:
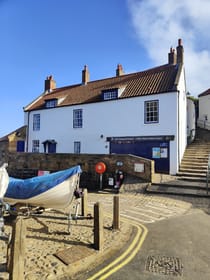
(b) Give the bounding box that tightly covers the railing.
[197,119,210,130]
[206,154,210,194]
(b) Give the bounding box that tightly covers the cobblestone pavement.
[87,191,198,224]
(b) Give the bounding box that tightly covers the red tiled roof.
[24,63,181,112]
[198,88,210,97]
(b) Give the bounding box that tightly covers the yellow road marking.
[87,219,148,280]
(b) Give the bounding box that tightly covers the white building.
[197,89,210,130]
[24,39,188,175]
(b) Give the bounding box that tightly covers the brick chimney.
[168,47,177,65]
[44,75,56,92]
[82,65,90,85]
[176,38,184,64]
[116,64,124,76]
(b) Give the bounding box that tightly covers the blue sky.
[1,0,210,136]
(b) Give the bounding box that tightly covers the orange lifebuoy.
[95,162,106,174]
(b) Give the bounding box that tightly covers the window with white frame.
[32,140,40,152]
[74,141,81,154]
[73,109,83,128]
[102,88,118,100]
[144,100,159,123]
[33,114,40,130]
[45,99,57,108]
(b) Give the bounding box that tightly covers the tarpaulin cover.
[5,165,82,199]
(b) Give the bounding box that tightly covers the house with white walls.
[24,39,188,175]
[197,89,210,130]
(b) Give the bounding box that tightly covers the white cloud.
[127,0,210,96]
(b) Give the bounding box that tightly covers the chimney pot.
[82,65,90,84]
[178,38,182,46]
[176,38,184,64]
[116,64,124,76]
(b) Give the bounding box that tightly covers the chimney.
[116,64,124,77]
[44,75,56,92]
[168,47,177,65]
[82,65,90,85]
[176,38,184,64]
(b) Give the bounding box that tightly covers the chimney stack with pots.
[82,65,90,85]
[168,47,177,65]
[176,38,184,64]
[44,75,56,92]
[116,64,124,77]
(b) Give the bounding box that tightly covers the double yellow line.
[87,220,148,280]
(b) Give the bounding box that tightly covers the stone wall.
[2,152,155,189]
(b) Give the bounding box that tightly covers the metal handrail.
[206,154,210,194]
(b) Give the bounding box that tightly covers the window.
[144,100,159,123]
[45,99,57,108]
[32,140,40,152]
[74,141,81,154]
[102,88,118,100]
[33,114,40,131]
[73,109,83,128]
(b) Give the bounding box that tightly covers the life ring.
[95,162,106,174]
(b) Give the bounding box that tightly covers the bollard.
[81,188,88,217]
[9,217,25,280]
[113,195,120,230]
[93,202,104,250]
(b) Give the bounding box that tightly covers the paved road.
[85,192,210,280]
[88,192,192,224]
[107,208,210,280]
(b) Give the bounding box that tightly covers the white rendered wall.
[25,90,184,174]
[176,67,187,172]
[187,98,196,141]
[198,94,210,130]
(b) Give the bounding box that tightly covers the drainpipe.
[26,111,30,152]
[177,90,180,172]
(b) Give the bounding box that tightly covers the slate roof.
[24,63,181,112]
[198,88,210,97]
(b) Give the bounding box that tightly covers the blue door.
[48,143,56,153]
[16,141,25,152]
[110,140,169,173]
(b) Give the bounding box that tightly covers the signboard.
[152,147,161,158]
[95,162,106,174]
[134,163,144,173]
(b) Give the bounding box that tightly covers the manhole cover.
[145,255,183,276]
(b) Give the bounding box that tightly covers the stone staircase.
[146,128,210,197]
[177,129,210,181]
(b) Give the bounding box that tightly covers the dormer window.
[102,88,118,100]
[45,99,58,108]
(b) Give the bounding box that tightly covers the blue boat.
[3,165,82,210]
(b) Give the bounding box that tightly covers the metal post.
[100,174,103,190]
[81,188,88,217]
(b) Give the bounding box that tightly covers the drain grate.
[145,255,183,276]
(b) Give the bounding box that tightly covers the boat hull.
[4,173,79,209]
[4,166,81,210]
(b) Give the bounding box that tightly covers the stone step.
[177,177,207,184]
[184,152,210,156]
[146,183,210,197]
[179,168,207,174]
[183,152,209,156]
[181,158,207,162]
[179,162,207,171]
[177,171,206,178]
